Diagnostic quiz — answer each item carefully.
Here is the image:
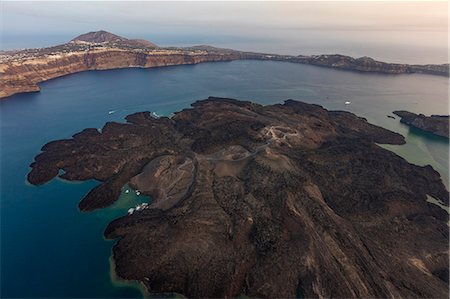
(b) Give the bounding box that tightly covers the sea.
[0,58,448,297]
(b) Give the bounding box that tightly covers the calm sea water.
[1,60,448,298]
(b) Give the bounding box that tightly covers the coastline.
[109,255,149,298]
[1,44,448,100]
[106,186,154,297]
[0,50,243,99]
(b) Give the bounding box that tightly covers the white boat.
[108,110,116,115]
[345,101,351,105]
[130,203,149,214]
[150,112,161,118]
[136,190,141,196]
[125,189,129,194]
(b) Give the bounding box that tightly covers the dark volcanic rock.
[393,110,449,138]
[28,97,449,298]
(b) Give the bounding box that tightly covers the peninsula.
[393,110,449,138]
[28,97,449,298]
[1,30,448,99]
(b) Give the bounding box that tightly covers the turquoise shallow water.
[1,60,448,298]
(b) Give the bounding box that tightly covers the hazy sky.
[1,1,448,63]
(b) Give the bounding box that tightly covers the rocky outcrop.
[393,110,449,138]
[28,97,449,298]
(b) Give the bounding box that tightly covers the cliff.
[393,110,449,138]
[0,48,243,98]
[1,30,449,99]
[28,97,449,298]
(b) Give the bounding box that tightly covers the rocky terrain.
[1,31,448,99]
[28,97,449,298]
[393,111,449,138]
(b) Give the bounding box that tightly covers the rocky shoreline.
[393,110,449,138]
[28,97,449,298]
[1,31,448,99]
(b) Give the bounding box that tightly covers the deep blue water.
[1,60,448,298]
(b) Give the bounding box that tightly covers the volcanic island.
[27,97,449,298]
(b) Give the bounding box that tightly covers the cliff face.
[27,97,449,298]
[1,30,449,100]
[0,50,242,98]
[393,111,449,138]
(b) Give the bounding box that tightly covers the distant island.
[28,97,449,298]
[393,111,449,138]
[1,30,448,99]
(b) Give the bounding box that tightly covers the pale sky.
[1,1,448,63]
[2,1,447,34]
